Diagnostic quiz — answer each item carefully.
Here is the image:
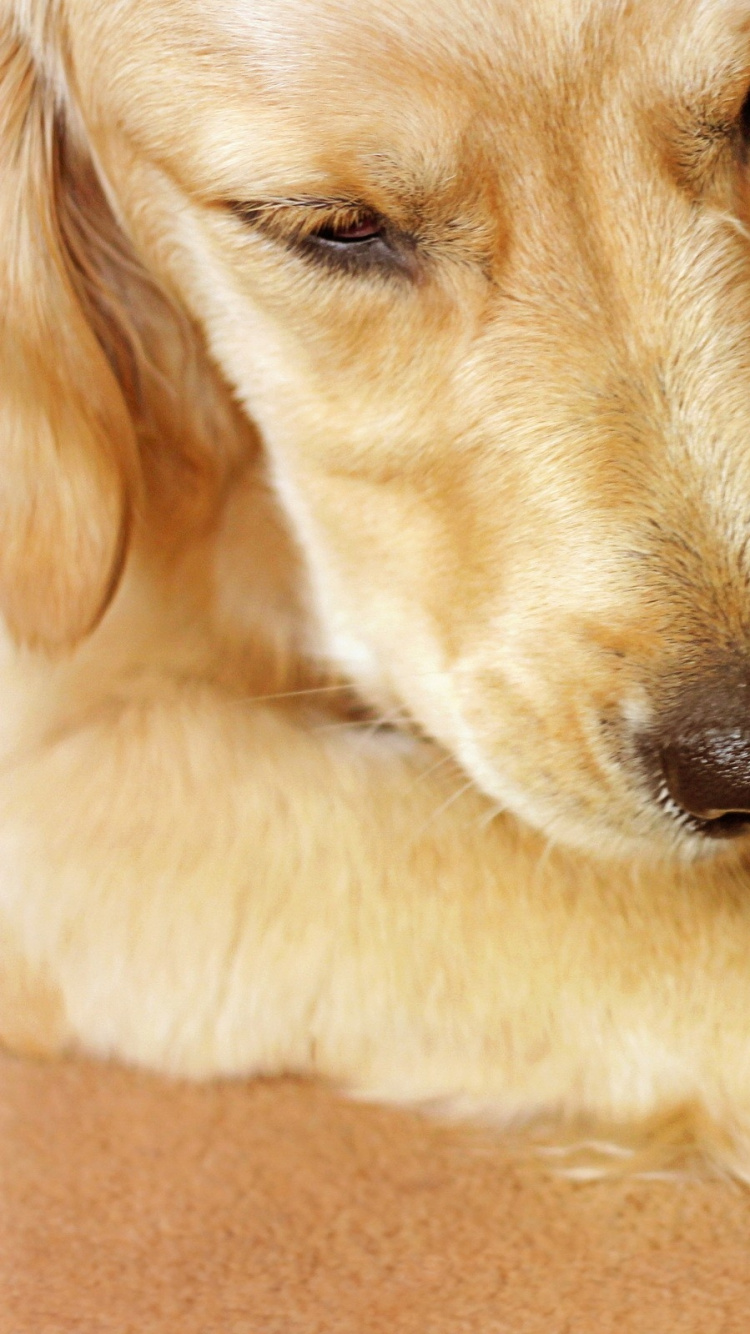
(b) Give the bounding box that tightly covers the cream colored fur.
[5,0,750,1175]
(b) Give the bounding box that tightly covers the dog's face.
[11,0,750,857]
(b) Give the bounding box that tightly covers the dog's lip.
[682,810,750,839]
[654,778,750,840]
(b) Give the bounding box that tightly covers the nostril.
[658,729,750,838]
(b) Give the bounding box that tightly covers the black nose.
[639,670,750,837]
[660,729,750,836]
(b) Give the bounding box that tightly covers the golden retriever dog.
[6,0,750,1175]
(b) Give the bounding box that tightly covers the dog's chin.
[441,741,750,866]
[560,814,749,867]
[495,793,748,866]
[543,803,750,866]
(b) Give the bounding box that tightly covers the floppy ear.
[0,22,137,650]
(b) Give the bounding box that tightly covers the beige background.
[2,1052,750,1332]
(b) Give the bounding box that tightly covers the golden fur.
[6,0,750,1174]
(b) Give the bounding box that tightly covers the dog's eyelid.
[226,196,375,241]
[228,195,365,215]
[225,196,418,277]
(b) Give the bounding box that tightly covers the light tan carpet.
[2,1052,750,1333]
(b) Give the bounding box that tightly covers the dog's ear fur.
[0,19,138,650]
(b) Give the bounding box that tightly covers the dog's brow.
[224,158,467,230]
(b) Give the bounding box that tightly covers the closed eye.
[227,198,417,277]
[312,212,384,244]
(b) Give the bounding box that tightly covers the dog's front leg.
[4,680,750,1183]
[0,683,496,1078]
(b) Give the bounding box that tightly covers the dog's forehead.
[76,0,750,85]
[70,0,750,195]
[204,0,747,47]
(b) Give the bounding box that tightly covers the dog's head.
[8,0,750,858]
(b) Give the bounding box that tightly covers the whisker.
[412,776,479,841]
[415,753,459,781]
[312,701,415,748]
[250,684,355,703]
[312,715,404,735]
[476,800,505,830]
[243,664,478,708]
[530,832,559,893]
[312,719,380,734]
[412,751,462,786]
